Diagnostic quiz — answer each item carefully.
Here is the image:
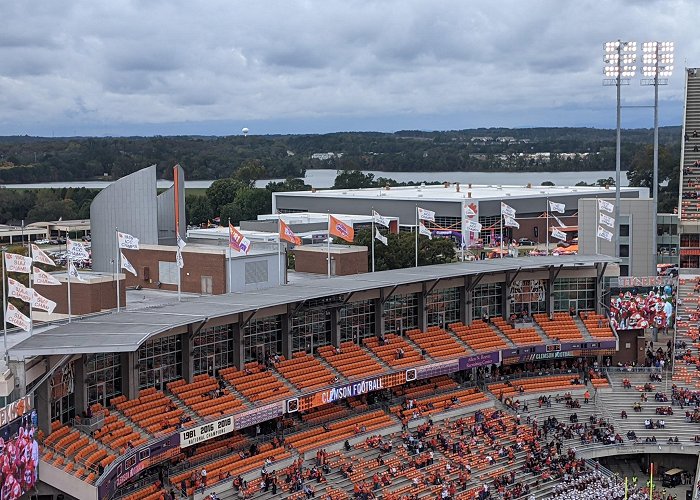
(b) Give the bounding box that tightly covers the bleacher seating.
[276,351,339,391]
[363,334,424,368]
[579,312,616,339]
[167,374,246,418]
[112,387,183,436]
[392,387,489,419]
[680,69,700,219]
[491,317,543,345]
[317,342,385,378]
[488,374,582,399]
[220,362,293,403]
[405,326,466,359]
[532,312,583,341]
[448,321,507,351]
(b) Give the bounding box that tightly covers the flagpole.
[415,205,418,268]
[649,462,653,499]
[2,250,7,353]
[115,228,120,312]
[176,250,181,302]
[371,208,375,273]
[28,245,33,336]
[327,213,331,278]
[277,217,282,286]
[500,213,504,259]
[67,258,72,324]
[460,200,465,262]
[546,197,550,256]
[595,199,599,255]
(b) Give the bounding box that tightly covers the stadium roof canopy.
[8,255,615,358]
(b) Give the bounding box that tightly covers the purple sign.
[459,351,500,370]
[415,359,460,380]
[233,402,285,430]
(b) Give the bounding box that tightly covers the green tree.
[266,177,310,192]
[206,178,246,214]
[231,187,272,222]
[234,159,266,187]
[220,202,244,225]
[185,194,213,226]
[351,228,456,271]
[626,144,679,213]
[332,170,376,189]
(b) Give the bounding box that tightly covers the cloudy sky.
[0,0,697,136]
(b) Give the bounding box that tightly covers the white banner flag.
[7,277,32,304]
[68,261,86,282]
[504,216,520,229]
[551,227,567,241]
[465,205,477,217]
[117,232,140,250]
[500,202,516,218]
[549,201,565,214]
[4,253,32,274]
[33,267,61,286]
[598,199,614,213]
[176,234,185,269]
[375,228,388,246]
[597,225,614,242]
[66,238,90,260]
[552,215,567,228]
[417,207,435,222]
[372,210,390,228]
[419,223,433,240]
[466,220,482,233]
[599,212,615,228]
[31,290,57,314]
[31,244,55,266]
[121,253,137,276]
[5,303,30,332]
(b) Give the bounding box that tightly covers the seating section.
[492,317,543,345]
[405,327,466,359]
[489,374,582,399]
[449,321,507,351]
[167,374,245,418]
[317,342,385,379]
[533,313,583,341]
[680,69,700,219]
[579,312,616,339]
[394,375,458,400]
[91,405,147,455]
[112,387,183,436]
[392,387,489,419]
[42,422,115,483]
[220,362,294,403]
[363,334,424,368]
[276,351,339,391]
[122,482,166,500]
[301,404,350,425]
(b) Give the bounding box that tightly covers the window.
[553,277,595,312]
[340,299,376,343]
[243,316,282,363]
[619,265,629,276]
[511,280,546,314]
[50,360,75,424]
[158,261,178,285]
[620,224,630,237]
[194,324,234,375]
[384,293,419,334]
[86,353,122,407]
[427,288,460,327]
[619,245,629,258]
[137,334,182,389]
[472,283,502,320]
[291,309,331,353]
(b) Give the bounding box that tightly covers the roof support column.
[182,328,194,383]
[74,355,86,416]
[34,372,51,436]
[374,297,385,340]
[232,321,244,370]
[547,269,554,318]
[460,276,472,325]
[417,286,427,332]
[330,307,340,348]
[121,352,138,400]
[281,307,292,359]
[502,273,511,321]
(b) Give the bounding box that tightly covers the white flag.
[597,225,613,242]
[121,253,137,276]
[419,223,433,240]
[417,207,435,222]
[372,210,390,228]
[33,267,61,286]
[465,205,477,217]
[66,238,90,260]
[552,215,567,228]
[551,227,567,241]
[598,199,614,213]
[31,244,55,266]
[500,202,516,218]
[176,234,185,269]
[5,303,30,332]
[466,220,482,233]
[504,216,520,229]
[375,228,388,246]
[549,201,565,214]
[68,261,86,282]
[599,213,615,228]
[31,290,57,314]
[117,231,140,250]
[7,278,33,304]
[4,253,32,274]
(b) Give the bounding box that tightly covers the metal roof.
[8,255,615,358]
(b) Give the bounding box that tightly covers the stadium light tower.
[641,41,674,265]
[604,40,637,258]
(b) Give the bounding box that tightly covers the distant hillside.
[0,126,682,183]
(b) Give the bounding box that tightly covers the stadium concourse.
[12,254,695,500]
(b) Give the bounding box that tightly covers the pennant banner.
[175,234,186,269]
[599,212,615,228]
[31,290,57,315]
[417,207,435,222]
[228,224,251,255]
[372,210,390,228]
[551,227,567,241]
[466,220,482,233]
[375,228,388,246]
[419,223,433,240]
[66,238,90,260]
[504,216,520,229]
[500,202,516,218]
[4,253,32,274]
[549,201,565,214]
[7,277,32,304]
[33,267,61,286]
[598,199,614,213]
[465,205,477,217]
[329,215,354,242]
[5,303,30,332]
[121,253,137,276]
[31,244,55,266]
[117,232,140,250]
[279,219,302,245]
[552,215,567,228]
[68,261,86,282]
[597,225,613,242]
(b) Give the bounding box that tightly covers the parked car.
[518,238,536,246]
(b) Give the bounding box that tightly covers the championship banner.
[117,232,140,250]
[4,253,32,274]
[33,267,61,286]
[5,303,30,332]
[504,216,519,229]
[419,223,432,239]
[465,205,477,217]
[31,244,55,266]
[599,212,615,228]
[417,207,435,222]
[68,262,86,282]
[551,227,567,241]
[66,238,90,260]
[176,234,186,269]
[500,202,516,218]
[31,290,57,314]
[598,199,614,213]
[372,210,390,228]
[549,201,565,214]
[7,278,32,304]
[597,225,613,242]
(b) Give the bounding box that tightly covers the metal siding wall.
[90,166,159,272]
[156,165,186,245]
[229,254,282,292]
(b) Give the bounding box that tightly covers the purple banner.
[459,351,500,370]
[415,359,460,380]
[233,401,284,430]
[97,434,181,499]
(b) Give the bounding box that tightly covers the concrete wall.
[34,279,125,315]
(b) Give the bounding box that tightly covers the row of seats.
[533,313,583,341]
[167,374,246,418]
[220,362,293,403]
[579,312,616,339]
[489,374,582,399]
[392,387,489,419]
[113,387,184,436]
[405,326,466,359]
[300,404,349,425]
[449,321,507,351]
[393,375,458,400]
[491,317,542,345]
[91,405,146,455]
[363,334,424,368]
[317,342,385,379]
[276,351,338,391]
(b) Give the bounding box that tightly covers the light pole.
[641,41,674,268]
[604,40,637,258]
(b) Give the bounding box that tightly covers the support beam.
[381,285,399,305]
[375,297,385,339]
[74,356,86,417]
[330,307,340,347]
[503,272,512,320]
[182,327,195,383]
[459,276,469,325]
[232,320,244,369]
[121,352,138,400]
[417,284,427,332]
[595,263,609,315]
[281,306,292,359]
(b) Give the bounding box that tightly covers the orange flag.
[279,219,301,245]
[329,215,354,242]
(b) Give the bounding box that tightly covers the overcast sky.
[0,0,697,137]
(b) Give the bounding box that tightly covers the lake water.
[0,169,628,190]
